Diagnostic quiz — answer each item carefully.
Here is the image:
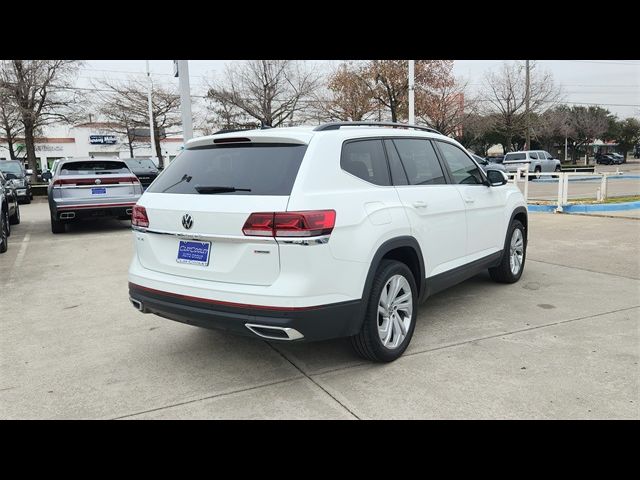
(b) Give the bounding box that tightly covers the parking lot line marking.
[14,233,30,269]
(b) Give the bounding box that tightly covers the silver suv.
[503,150,561,179]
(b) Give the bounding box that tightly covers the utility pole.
[146,60,157,164]
[408,60,415,124]
[525,60,531,151]
[176,60,193,142]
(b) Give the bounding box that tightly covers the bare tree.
[480,61,560,152]
[0,60,84,177]
[0,85,23,159]
[202,92,256,133]
[567,106,611,163]
[358,60,454,123]
[96,78,181,168]
[317,62,378,121]
[416,63,471,136]
[207,60,321,127]
[532,105,575,155]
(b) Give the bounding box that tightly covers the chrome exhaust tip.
[125,208,132,215]
[245,323,304,341]
[129,297,145,312]
[60,212,75,220]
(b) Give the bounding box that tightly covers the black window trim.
[340,137,393,187]
[432,139,489,186]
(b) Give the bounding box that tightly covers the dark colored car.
[0,171,21,227]
[595,153,622,165]
[0,160,32,203]
[485,155,505,164]
[123,158,160,189]
[1,171,22,253]
[471,153,507,174]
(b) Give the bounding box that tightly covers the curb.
[528,200,640,213]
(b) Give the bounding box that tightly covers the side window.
[529,152,539,159]
[544,151,553,159]
[436,141,484,185]
[392,139,446,185]
[341,139,391,186]
[383,140,408,185]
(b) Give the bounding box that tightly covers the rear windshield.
[148,143,307,195]
[125,159,157,170]
[60,161,130,175]
[504,153,526,161]
[0,161,24,176]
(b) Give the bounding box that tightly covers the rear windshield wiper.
[195,185,252,194]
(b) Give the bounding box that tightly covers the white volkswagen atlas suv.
[128,122,528,362]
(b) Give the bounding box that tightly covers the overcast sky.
[81,60,640,119]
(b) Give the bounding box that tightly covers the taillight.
[132,204,149,228]
[242,210,336,237]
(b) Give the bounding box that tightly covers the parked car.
[41,158,143,234]
[485,155,505,164]
[1,170,22,253]
[471,153,507,174]
[128,121,528,362]
[0,160,32,203]
[0,171,20,228]
[503,150,561,180]
[595,153,623,165]
[610,153,625,164]
[124,158,161,190]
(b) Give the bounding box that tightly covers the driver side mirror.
[487,169,508,186]
[41,171,53,181]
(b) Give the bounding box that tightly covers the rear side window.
[392,139,446,185]
[60,161,130,175]
[341,139,391,186]
[529,152,539,159]
[147,143,306,195]
[504,153,526,161]
[436,141,484,185]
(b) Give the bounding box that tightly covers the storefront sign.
[90,135,118,145]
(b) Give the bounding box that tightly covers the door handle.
[463,197,475,204]
[412,201,428,208]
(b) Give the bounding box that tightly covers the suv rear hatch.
[136,140,308,286]
[52,160,141,205]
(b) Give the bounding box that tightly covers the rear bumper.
[128,282,363,342]
[51,200,137,220]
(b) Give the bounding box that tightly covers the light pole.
[145,60,157,164]
[408,60,415,124]
[176,60,193,142]
[525,60,531,151]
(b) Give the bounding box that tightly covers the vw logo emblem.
[95,178,101,185]
[182,214,193,230]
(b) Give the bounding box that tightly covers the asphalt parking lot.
[1,199,638,419]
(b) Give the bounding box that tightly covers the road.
[0,200,638,419]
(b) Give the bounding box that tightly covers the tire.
[0,209,8,253]
[350,259,418,362]
[529,166,541,181]
[553,165,561,179]
[50,212,66,234]
[10,203,20,225]
[23,196,31,204]
[489,220,526,283]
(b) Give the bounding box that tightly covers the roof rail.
[313,121,442,135]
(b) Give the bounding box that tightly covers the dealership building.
[0,122,185,172]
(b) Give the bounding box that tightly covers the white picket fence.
[507,168,624,213]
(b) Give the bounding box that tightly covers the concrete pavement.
[0,200,638,419]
